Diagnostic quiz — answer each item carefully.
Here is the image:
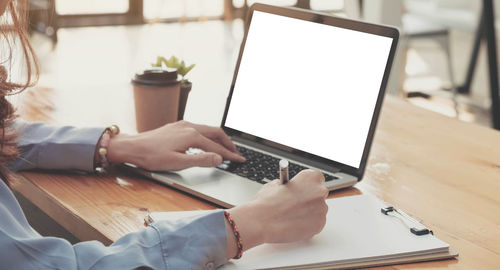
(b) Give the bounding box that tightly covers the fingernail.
[213,155,223,166]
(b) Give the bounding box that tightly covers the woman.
[0,1,329,269]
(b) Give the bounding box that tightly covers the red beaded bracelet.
[224,210,243,259]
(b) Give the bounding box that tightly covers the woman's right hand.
[225,169,329,259]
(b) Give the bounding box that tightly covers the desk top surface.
[10,96,500,270]
[9,21,500,270]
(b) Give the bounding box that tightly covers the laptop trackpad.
[165,167,234,185]
[150,167,262,207]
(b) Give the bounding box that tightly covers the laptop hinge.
[231,136,341,174]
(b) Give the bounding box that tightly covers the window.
[246,0,297,6]
[310,0,344,10]
[144,0,224,20]
[55,0,129,15]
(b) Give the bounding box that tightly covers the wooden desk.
[8,96,500,269]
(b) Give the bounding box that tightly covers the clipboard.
[271,249,458,270]
[146,195,458,270]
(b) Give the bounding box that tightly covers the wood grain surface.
[9,96,500,269]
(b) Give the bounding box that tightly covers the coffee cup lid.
[132,69,179,86]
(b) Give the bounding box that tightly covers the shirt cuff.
[37,125,104,172]
[8,120,104,172]
[150,210,228,269]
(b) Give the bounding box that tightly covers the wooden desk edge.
[7,171,113,245]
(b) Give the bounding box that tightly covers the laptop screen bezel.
[220,3,399,180]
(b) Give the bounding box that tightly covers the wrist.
[107,134,140,165]
[226,201,267,256]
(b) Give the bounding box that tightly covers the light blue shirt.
[1,121,228,269]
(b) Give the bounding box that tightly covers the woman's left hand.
[106,120,245,171]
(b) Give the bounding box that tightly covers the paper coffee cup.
[132,69,180,132]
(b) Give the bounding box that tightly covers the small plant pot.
[178,81,192,120]
[132,69,180,132]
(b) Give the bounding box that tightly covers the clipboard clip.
[381,206,433,236]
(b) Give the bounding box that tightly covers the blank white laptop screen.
[225,11,393,169]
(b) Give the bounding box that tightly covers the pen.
[279,159,289,184]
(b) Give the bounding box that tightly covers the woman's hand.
[107,120,245,171]
[225,169,329,259]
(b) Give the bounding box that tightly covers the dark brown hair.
[1,0,38,176]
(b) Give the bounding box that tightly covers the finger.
[211,130,239,154]
[171,152,223,170]
[318,172,326,184]
[307,169,325,183]
[191,134,246,162]
[181,122,241,157]
[267,179,281,186]
[188,123,239,153]
[322,186,329,199]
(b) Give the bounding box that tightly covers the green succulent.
[152,56,195,83]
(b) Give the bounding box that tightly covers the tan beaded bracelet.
[95,125,120,174]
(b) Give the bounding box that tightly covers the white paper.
[148,195,449,270]
[222,195,449,269]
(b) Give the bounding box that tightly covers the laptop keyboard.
[216,145,338,184]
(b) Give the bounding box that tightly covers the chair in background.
[401,0,500,130]
[402,0,479,110]
[401,12,459,114]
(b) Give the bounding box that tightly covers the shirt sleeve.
[72,210,228,270]
[0,177,228,270]
[6,119,104,172]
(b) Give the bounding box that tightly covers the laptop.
[128,4,399,208]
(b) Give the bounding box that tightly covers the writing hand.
[225,169,328,259]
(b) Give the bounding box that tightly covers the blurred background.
[13,0,500,132]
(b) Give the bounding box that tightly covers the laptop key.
[218,145,338,184]
[324,174,338,181]
[265,175,276,181]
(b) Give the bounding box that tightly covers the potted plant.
[152,56,195,120]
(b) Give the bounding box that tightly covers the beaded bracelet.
[95,125,120,174]
[224,210,243,259]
